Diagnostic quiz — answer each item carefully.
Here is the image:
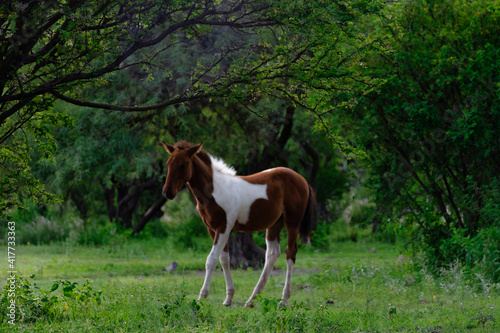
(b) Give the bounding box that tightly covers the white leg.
[198,230,231,301]
[280,259,295,306]
[219,250,235,306]
[245,239,280,307]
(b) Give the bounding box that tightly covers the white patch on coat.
[263,168,276,173]
[266,239,280,257]
[245,238,281,306]
[199,229,231,300]
[209,155,268,225]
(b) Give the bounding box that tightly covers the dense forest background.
[1,0,499,281]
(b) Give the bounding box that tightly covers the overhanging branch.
[50,89,213,111]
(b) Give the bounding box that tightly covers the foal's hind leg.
[280,225,299,306]
[279,199,306,306]
[245,217,283,308]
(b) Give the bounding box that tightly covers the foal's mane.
[174,141,236,176]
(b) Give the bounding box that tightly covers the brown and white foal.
[162,141,314,307]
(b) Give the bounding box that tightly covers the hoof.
[244,302,255,308]
[278,300,288,307]
[223,291,234,307]
[198,290,209,300]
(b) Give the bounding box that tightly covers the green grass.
[2,238,499,332]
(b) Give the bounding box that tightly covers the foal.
[162,141,315,307]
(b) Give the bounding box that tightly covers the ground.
[2,238,499,332]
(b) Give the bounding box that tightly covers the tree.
[2,0,383,218]
[3,0,379,269]
[326,0,500,277]
[0,0,274,217]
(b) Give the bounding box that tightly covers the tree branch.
[50,89,212,112]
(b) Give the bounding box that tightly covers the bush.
[162,191,208,250]
[69,218,120,246]
[16,216,117,246]
[465,226,500,282]
[348,199,375,227]
[0,275,103,324]
[172,215,208,250]
[411,219,500,282]
[135,218,170,239]
[311,219,330,251]
[16,216,71,245]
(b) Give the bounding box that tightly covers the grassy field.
[2,237,499,332]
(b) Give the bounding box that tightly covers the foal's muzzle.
[163,188,175,200]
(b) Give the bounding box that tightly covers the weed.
[162,288,187,318]
[0,275,103,324]
[475,273,494,298]
[467,314,496,329]
[311,219,330,251]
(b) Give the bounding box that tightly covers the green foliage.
[17,216,119,246]
[164,192,208,251]
[74,219,120,246]
[163,297,217,329]
[348,199,375,227]
[310,219,331,251]
[303,0,500,280]
[468,314,496,330]
[438,225,500,282]
[0,0,285,219]
[254,295,310,332]
[0,110,72,219]
[6,202,120,246]
[3,0,498,285]
[17,216,70,245]
[162,286,188,319]
[134,218,170,239]
[0,275,102,324]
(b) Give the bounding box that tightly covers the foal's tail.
[299,185,317,244]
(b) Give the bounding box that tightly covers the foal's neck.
[187,155,214,204]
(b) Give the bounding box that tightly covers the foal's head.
[162,141,204,199]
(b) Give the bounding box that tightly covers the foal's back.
[231,167,309,233]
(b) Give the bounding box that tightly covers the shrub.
[0,275,103,324]
[69,218,119,246]
[311,219,331,251]
[162,191,208,250]
[16,216,70,245]
[9,213,119,246]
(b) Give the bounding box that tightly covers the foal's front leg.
[219,247,235,306]
[198,230,232,304]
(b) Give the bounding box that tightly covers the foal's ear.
[187,142,204,157]
[162,141,175,154]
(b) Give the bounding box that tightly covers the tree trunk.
[70,191,88,219]
[103,174,162,230]
[298,141,319,242]
[228,232,266,270]
[300,141,319,192]
[131,196,167,236]
[246,106,295,173]
[115,181,140,229]
[229,106,296,269]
